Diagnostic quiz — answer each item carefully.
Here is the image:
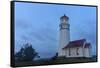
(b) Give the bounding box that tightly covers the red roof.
[63,39,86,49]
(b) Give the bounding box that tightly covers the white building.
[63,39,92,58]
[58,14,92,58]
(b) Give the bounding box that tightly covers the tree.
[51,53,58,60]
[15,43,39,62]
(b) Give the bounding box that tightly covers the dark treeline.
[15,43,40,62]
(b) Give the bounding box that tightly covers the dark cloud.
[28,27,58,42]
[15,20,33,29]
[16,24,58,58]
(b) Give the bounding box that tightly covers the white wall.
[58,29,70,56]
[65,47,84,57]
[84,48,91,57]
[65,47,92,58]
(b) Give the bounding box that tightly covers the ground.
[14,56,97,67]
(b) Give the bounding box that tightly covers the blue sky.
[15,2,97,58]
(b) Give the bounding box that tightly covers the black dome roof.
[60,14,69,20]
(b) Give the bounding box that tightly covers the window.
[69,48,71,56]
[76,48,79,55]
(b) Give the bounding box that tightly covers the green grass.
[14,57,97,67]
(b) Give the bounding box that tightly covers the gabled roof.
[63,39,86,49]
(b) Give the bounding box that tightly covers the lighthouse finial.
[64,14,66,16]
[60,14,69,20]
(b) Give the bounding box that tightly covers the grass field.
[14,57,97,67]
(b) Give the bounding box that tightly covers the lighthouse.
[58,14,70,56]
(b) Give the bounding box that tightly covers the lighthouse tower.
[58,14,70,56]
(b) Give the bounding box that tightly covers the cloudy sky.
[14,2,97,58]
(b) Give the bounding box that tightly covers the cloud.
[15,23,58,58]
[15,19,33,30]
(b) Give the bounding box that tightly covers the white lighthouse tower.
[58,14,70,57]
